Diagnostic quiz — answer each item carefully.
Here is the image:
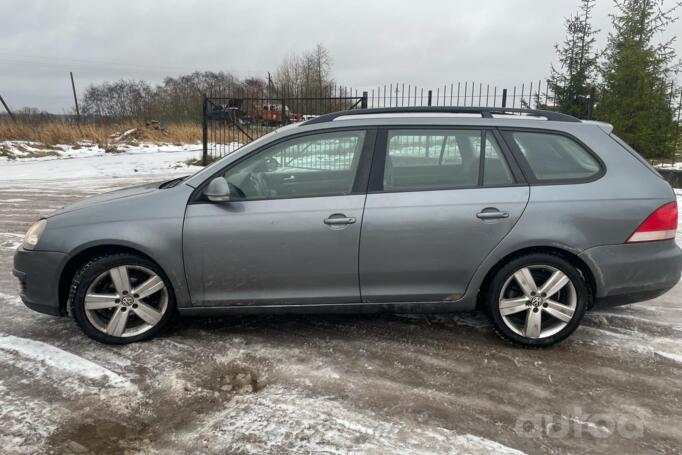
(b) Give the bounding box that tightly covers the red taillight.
[627,201,678,243]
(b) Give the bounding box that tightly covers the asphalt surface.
[1,176,681,454]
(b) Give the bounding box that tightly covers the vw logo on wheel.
[530,296,543,307]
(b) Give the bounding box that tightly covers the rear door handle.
[476,209,509,220]
[324,215,356,225]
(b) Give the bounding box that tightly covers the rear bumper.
[12,247,67,316]
[579,240,682,306]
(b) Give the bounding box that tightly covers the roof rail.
[304,106,581,124]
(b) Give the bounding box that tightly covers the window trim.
[189,127,376,204]
[368,126,526,194]
[499,127,606,185]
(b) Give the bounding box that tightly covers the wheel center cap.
[121,295,135,306]
[530,296,544,307]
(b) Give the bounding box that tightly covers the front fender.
[36,184,194,308]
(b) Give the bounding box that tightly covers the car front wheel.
[69,253,175,344]
[486,253,589,347]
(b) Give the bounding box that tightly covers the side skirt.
[178,299,476,317]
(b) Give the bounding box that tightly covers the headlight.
[23,219,47,250]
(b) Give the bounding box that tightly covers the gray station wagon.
[13,107,682,346]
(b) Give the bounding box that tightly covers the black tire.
[68,253,176,344]
[485,253,589,347]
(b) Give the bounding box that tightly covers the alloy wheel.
[498,265,577,339]
[84,265,169,338]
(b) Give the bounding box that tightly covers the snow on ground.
[186,386,526,455]
[0,336,130,388]
[657,162,682,170]
[0,141,203,181]
[0,233,23,251]
[1,140,196,162]
[0,140,242,181]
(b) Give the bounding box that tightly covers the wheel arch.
[58,243,164,315]
[475,245,597,311]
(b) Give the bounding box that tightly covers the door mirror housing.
[204,177,231,202]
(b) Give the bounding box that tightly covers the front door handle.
[476,209,509,220]
[324,214,357,225]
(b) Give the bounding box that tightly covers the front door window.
[222,130,366,200]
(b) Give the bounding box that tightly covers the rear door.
[359,127,529,303]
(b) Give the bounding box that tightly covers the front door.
[360,128,530,303]
[183,129,372,306]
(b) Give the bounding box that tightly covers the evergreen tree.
[545,0,600,118]
[596,0,681,159]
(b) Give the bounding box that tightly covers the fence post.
[70,72,80,123]
[361,91,368,109]
[427,90,433,106]
[281,98,287,125]
[587,86,596,120]
[0,93,15,122]
[502,89,508,108]
[202,94,208,166]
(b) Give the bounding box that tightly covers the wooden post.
[70,72,80,121]
[0,93,15,122]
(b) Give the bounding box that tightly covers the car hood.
[48,180,164,217]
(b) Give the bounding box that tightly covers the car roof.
[287,109,594,136]
[304,107,580,124]
[283,107,594,134]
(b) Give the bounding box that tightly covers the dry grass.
[0,119,203,146]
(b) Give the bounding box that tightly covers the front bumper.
[579,240,682,306]
[12,247,67,316]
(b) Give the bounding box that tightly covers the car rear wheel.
[69,253,175,344]
[486,253,588,347]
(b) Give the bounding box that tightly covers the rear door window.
[510,131,601,181]
[383,129,514,191]
[483,134,515,186]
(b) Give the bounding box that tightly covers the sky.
[1,0,680,113]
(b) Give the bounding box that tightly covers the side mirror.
[204,177,231,203]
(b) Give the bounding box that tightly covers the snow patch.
[187,386,527,454]
[112,128,137,142]
[0,233,23,251]
[0,292,22,307]
[657,163,682,171]
[0,336,130,387]
[0,380,56,453]
[0,141,241,181]
[656,351,682,363]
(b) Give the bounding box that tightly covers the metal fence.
[203,86,366,162]
[202,80,682,164]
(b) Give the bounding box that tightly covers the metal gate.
[202,91,367,164]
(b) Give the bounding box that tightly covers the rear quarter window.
[510,131,602,182]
